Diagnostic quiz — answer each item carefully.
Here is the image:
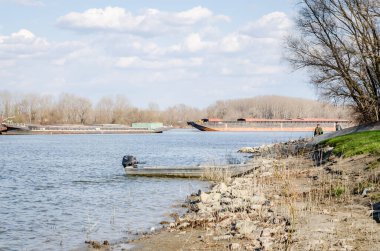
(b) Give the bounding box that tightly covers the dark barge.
[187,118,351,132]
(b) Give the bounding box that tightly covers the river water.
[0,130,310,250]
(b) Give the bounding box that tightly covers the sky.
[0,0,314,108]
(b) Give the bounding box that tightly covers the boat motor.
[122,155,138,168]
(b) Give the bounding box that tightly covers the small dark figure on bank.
[335,122,342,131]
[314,124,323,136]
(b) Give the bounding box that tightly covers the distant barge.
[187,118,350,132]
[0,123,171,135]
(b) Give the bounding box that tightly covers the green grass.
[332,186,345,197]
[370,192,380,201]
[368,158,380,170]
[321,131,380,157]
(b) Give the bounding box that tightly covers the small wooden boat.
[124,163,258,179]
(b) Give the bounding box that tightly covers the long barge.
[187,118,351,132]
[0,123,171,135]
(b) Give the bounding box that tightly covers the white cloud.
[0,29,50,58]
[57,6,229,36]
[241,11,292,38]
[183,33,214,52]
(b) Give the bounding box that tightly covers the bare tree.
[286,0,380,123]
[94,97,114,124]
[75,97,93,124]
[0,91,14,119]
[112,95,131,124]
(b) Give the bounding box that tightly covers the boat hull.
[2,130,161,135]
[124,164,256,179]
[0,124,171,135]
[188,120,350,132]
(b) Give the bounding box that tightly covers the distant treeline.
[0,91,351,126]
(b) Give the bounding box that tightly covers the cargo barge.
[187,118,350,132]
[0,122,171,135]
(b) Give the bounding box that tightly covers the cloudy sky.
[0,0,313,108]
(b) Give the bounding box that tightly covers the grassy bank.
[321,130,380,157]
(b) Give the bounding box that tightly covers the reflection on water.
[0,130,310,250]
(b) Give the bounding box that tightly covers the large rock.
[259,237,274,249]
[235,220,259,235]
[231,189,251,198]
[228,198,245,211]
[229,243,240,250]
[221,197,232,204]
[250,195,267,205]
[214,182,228,194]
[200,192,221,204]
[238,147,256,153]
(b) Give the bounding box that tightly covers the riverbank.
[128,160,379,250]
[91,132,380,250]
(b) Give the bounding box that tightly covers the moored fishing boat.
[187,118,351,132]
[123,163,257,178]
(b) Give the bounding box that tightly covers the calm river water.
[0,130,311,250]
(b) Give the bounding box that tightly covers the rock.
[244,240,261,250]
[235,220,258,235]
[219,217,233,228]
[272,195,280,200]
[228,198,245,211]
[260,172,273,177]
[187,195,200,204]
[259,237,274,249]
[210,202,222,211]
[221,197,232,204]
[261,228,272,237]
[196,203,207,212]
[231,189,251,198]
[250,204,262,211]
[200,192,221,204]
[200,192,209,203]
[178,222,190,229]
[238,147,255,153]
[214,182,228,194]
[250,195,266,205]
[85,240,101,249]
[229,243,240,250]
[213,235,232,241]
[245,229,262,240]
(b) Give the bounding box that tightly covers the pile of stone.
[238,138,311,158]
[165,159,292,250]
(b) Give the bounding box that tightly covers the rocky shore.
[91,139,380,250]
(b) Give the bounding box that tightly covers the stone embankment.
[238,138,311,157]
[118,138,380,250]
[167,158,291,250]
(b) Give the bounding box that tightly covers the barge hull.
[188,119,350,132]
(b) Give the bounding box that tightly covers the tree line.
[0,91,350,126]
